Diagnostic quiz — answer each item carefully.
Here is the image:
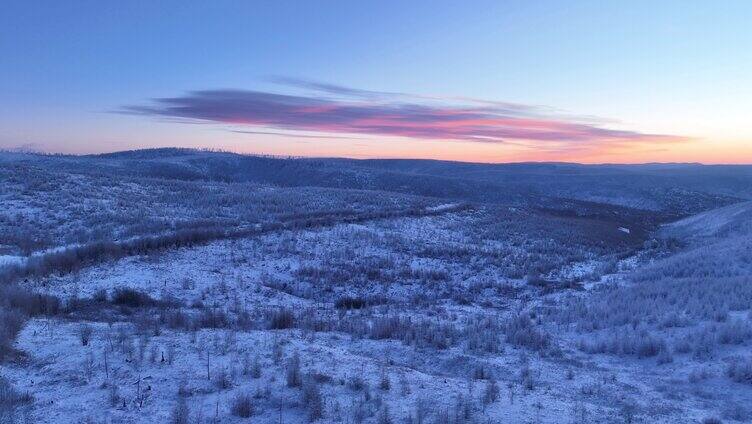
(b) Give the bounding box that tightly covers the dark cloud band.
[122,82,685,145]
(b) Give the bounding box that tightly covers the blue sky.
[2,1,751,163]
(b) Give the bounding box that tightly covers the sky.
[1,0,751,164]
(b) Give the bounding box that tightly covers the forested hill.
[6,148,750,217]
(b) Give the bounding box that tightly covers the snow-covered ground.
[2,152,752,423]
[3,209,750,423]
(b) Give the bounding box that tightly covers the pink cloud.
[122,83,686,145]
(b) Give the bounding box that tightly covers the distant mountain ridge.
[4,148,751,218]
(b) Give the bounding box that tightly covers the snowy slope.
[662,200,752,241]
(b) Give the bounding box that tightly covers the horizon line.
[4,146,752,167]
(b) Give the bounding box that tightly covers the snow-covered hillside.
[662,200,752,241]
[2,150,752,423]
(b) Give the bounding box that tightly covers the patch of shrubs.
[268,308,295,329]
[1,284,62,362]
[727,357,752,384]
[0,376,33,419]
[335,296,367,310]
[111,288,156,308]
[230,392,254,418]
[504,313,551,352]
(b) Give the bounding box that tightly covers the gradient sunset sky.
[2,1,751,163]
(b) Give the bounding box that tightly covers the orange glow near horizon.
[209,133,752,165]
[28,130,752,165]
